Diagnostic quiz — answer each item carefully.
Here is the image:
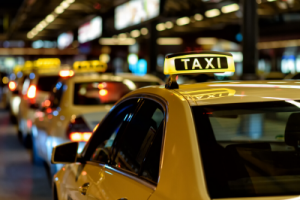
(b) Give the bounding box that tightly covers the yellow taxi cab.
[5,65,24,123]
[18,58,62,147]
[51,51,300,200]
[31,60,163,176]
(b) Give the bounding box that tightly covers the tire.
[31,135,44,166]
[53,184,59,200]
[10,114,17,124]
[24,134,32,149]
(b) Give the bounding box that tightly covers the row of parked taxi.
[4,58,162,176]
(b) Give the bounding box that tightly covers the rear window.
[37,76,60,92]
[192,101,300,198]
[74,81,159,105]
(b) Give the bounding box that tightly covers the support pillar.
[149,21,158,73]
[241,0,258,80]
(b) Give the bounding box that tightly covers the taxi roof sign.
[73,60,107,73]
[164,51,235,89]
[164,51,235,75]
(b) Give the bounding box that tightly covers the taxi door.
[81,98,165,200]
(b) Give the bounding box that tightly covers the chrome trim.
[105,165,156,190]
[86,161,156,190]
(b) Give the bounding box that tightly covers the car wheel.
[53,184,59,200]
[31,135,44,166]
[24,134,32,149]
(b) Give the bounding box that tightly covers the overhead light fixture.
[140,28,148,35]
[61,1,70,9]
[194,13,203,21]
[165,21,173,29]
[27,32,33,39]
[205,9,221,18]
[157,38,183,45]
[130,30,140,38]
[27,0,75,39]
[196,37,217,45]
[267,0,277,2]
[99,38,136,45]
[176,17,190,26]
[55,6,64,14]
[46,14,55,23]
[118,33,127,40]
[221,3,239,13]
[156,23,165,31]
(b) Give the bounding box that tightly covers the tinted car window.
[113,99,164,179]
[73,81,160,106]
[49,82,65,108]
[192,101,300,198]
[89,99,140,164]
[37,76,60,92]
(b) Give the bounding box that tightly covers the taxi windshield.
[192,101,300,198]
[37,75,60,92]
[74,81,159,105]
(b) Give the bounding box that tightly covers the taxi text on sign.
[164,52,235,75]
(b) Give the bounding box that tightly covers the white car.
[18,66,61,147]
[31,71,163,175]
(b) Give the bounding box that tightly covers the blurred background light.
[176,17,190,26]
[165,21,174,29]
[194,13,203,21]
[156,23,166,31]
[205,9,221,18]
[99,54,110,63]
[140,28,148,35]
[130,30,140,38]
[221,3,240,13]
[157,38,183,45]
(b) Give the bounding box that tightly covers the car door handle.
[79,182,90,195]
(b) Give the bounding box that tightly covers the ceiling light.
[99,38,136,45]
[27,32,33,39]
[165,21,173,29]
[140,28,148,35]
[157,38,183,45]
[267,0,277,2]
[55,6,64,14]
[196,37,217,45]
[156,23,165,31]
[176,17,190,26]
[118,33,127,40]
[205,9,221,18]
[221,3,239,13]
[61,2,70,8]
[130,30,140,38]
[36,25,43,31]
[46,15,55,23]
[194,13,203,21]
[66,0,75,3]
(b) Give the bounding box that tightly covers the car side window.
[112,99,165,183]
[49,82,65,108]
[89,99,141,164]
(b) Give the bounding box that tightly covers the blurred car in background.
[31,67,162,175]
[18,62,61,147]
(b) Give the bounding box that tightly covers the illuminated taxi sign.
[34,58,61,68]
[164,51,235,75]
[73,60,107,73]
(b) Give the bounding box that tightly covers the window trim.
[85,161,157,190]
[81,93,168,187]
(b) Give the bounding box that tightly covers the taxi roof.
[132,80,300,107]
[65,72,163,84]
[175,80,300,106]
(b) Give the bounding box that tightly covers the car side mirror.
[51,142,79,164]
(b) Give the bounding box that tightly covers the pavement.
[0,109,52,200]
